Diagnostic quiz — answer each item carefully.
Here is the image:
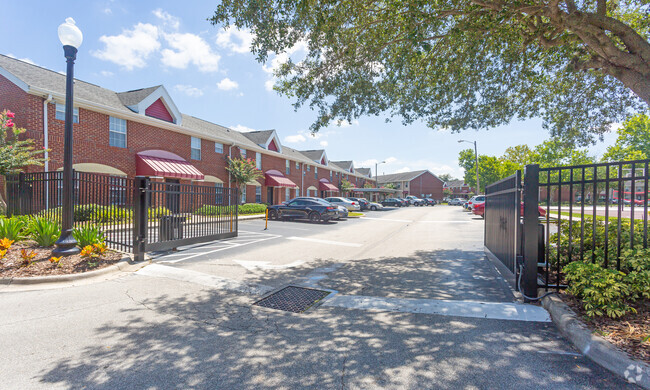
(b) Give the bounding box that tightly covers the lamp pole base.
[53,229,80,256]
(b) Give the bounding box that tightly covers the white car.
[367,202,384,211]
[324,197,361,211]
[335,205,349,220]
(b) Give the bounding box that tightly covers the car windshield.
[311,198,332,206]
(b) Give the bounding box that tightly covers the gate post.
[133,176,149,262]
[522,164,540,300]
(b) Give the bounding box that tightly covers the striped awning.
[136,154,204,180]
[265,170,297,188]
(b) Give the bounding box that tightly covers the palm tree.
[225,157,263,204]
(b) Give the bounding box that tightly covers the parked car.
[381,198,402,207]
[396,198,410,207]
[424,198,436,206]
[348,197,369,211]
[448,198,465,206]
[324,197,361,211]
[267,197,338,222]
[367,202,384,211]
[335,205,349,220]
[468,195,485,210]
[472,202,547,218]
[405,195,425,206]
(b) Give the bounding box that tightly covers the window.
[215,142,223,154]
[109,117,127,148]
[314,167,318,180]
[55,103,79,123]
[295,161,299,170]
[285,187,290,201]
[255,186,262,203]
[330,171,332,180]
[256,152,262,169]
[405,182,409,188]
[241,186,246,203]
[215,183,224,204]
[286,160,290,175]
[240,148,246,159]
[191,137,201,160]
[306,165,310,172]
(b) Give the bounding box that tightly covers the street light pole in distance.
[458,139,480,195]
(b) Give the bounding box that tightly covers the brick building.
[0,54,376,204]
[376,170,444,200]
[443,180,475,199]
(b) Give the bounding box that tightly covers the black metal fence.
[538,159,649,291]
[484,172,521,274]
[133,177,239,258]
[484,160,649,299]
[6,171,240,258]
[7,171,135,253]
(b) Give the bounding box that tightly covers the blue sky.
[3,0,618,179]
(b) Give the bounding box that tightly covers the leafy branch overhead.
[210,0,649,145]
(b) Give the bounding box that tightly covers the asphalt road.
[0,206,637,389]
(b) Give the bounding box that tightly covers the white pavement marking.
[233,259,306,271]
[286,236,363,247]
[136,264,273,295]
[323,295,551,322]
[360,217,413,222]
[159,234,281,263]
[418,221,472,223]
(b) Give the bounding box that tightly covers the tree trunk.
[614,69,650,106]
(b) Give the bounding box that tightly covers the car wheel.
[309,211,321,223]
[268,210,278,220]
[370,205,377,211]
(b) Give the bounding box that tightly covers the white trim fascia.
[263,130,283,154]
[133,85,182,126]
[0,66,29,92]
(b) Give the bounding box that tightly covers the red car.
[472,202,546,218]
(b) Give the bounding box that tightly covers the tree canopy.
[602,113,650,161]
[225,156,263,201]
[210,0,649,145]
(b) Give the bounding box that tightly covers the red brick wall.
[408,172,444,200]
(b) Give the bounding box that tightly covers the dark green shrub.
[564,262,633,318]
[94,206,133,223]
[148,206,171,220]
[0,217,28,241]
[72,225,106,247]
[194,203,265,216]
[239,203,267,214]
[28,217,60,247]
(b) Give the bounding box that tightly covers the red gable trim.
[145,98,174,123]
[321,157,326,165]
[268,139,279,152]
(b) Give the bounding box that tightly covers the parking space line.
[418,221,472,223]
[159,234,281,263]
[286,236,362,247]
[360,217,413,222]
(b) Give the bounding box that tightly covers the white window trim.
[191,137,202,160]
[55,103,79,123]
[109,116,127,148]
[215,142,224,154]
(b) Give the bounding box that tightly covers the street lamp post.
[458,140,480,195]
[53,18,83,257]
[375,160,385,202]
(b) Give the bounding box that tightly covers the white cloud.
[335,119,360,127]
[284,134,306,143]
[264,79,275,91]
[102,7,112,14]
[216,26,254,54]
[385,157,398,164]
[262,40,308,92]
[231,124,256,133]
[174,84,203,97]
[161,32,221,72]
[320,141,328,147]
[395,167,411,173]
[100,70,114,77]
[153,8,180,30]
[93,23,160,70]
[7,53,37,65]
[217,78,239,91]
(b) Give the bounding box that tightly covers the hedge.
[194,203,267,216]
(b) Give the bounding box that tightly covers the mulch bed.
[561,292,649,364]
[0,241,123,278]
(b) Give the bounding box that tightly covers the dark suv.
[267,197,338,222]
[381,198,402,207]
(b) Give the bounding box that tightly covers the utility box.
[158,215,186,241]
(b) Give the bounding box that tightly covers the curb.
[238,214,266,221]
[542,294,650,389]
[0,256,150,286]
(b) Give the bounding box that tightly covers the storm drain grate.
[253,286,331,313]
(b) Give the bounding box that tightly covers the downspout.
[44,94,53,209]
[301,163,304,197]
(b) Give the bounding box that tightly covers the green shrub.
[94,206,133,223]
[28,217,61,247]
[619,246,650,301]
[0,217,28,241]
[148,206,171,220]
[72,225,106,247]
[239,203,267,214]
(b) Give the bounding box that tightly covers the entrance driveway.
[0,206,636,389]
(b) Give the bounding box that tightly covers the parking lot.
[0,205,635,389]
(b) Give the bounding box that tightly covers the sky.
[2,0,619,180]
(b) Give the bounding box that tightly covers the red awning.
[265,170,297,188]
[319,180,339,192]
[136,154,204,180]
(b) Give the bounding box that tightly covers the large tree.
[210,1,649,144]
[601,113,650,161]
[225,157,263,204]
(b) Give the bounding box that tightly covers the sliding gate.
[133,177,239,261]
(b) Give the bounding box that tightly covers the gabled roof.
[299,149,328,165]
[445,179,469,188]
[117,86,160,106]
[376,170,442,184]
[331,161,354,172]
[242,130,282,153]
[355,168,371,177]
